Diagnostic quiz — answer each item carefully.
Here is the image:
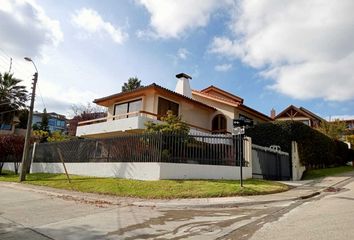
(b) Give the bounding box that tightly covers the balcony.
[76,110,220,138]
[76,111,160,137]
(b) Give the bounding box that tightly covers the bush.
[246,121,352,168]
[0,135,27,174]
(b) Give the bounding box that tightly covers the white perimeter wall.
[26,162,251,180]
[2,163,17,172]
[159,163,252,180]
[30,162,161,180]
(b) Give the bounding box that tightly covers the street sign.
[232,127,245,135]
[233,118,254,128]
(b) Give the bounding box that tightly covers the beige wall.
[104,92,214,131]
[192,94,235,132]
[155,94,212,131]
[144,94,155,113]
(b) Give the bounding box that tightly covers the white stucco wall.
[27,162,251,180]
[76,116,155,137]
[159,163,252,180]
[31,162,161,180]
[2,163,17,172]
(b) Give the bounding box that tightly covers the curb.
[132,191,320,209]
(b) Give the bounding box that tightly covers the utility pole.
[19,59,38,181]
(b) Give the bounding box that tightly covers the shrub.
[0,135,27,174]
[246,121,352,168]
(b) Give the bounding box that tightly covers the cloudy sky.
[0,0,353,119]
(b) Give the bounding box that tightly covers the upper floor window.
[114,99,142,118]
[301,120,310,126]
[212,114,227,133]
[158,97,179,119]
[239,114,253,122]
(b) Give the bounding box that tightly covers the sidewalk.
[0,172,353,209]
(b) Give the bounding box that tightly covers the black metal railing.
[32,133,243,166]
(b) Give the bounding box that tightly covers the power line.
[0,47,11,59]
[36,82,46,110]
[9,58,12,72]
[0,56,10,67]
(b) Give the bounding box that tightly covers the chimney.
[175,73,192,98]
[270,108,276,119]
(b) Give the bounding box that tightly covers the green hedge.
[246,121,354,168]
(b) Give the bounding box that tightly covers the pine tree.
[40,108,49,132]
[122,77,143,92]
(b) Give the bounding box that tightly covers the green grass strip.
[0,171,288,199]
[302,165,354,180]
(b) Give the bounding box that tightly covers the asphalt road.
[0,178,353,240]
[248,179,354,240]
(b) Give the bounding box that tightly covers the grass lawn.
[0,171,289,199]
[302,165,354,180]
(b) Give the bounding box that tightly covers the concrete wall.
[76,116,155,137]
[28,162,251,180]
[30,162,161,180]
[292,141,306,181]
[2,163,17,172]
[159,163,252,180]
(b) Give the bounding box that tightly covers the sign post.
[233,119,253,187]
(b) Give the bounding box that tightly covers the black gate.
[252,144,291,180]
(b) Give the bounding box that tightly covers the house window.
[114,99,142,119]
[157,97,179,118]
[212,114,227,133]
[301,120,310,126]
[239,114,253,122]
[48,119,56,126]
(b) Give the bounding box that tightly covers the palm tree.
[121,77,143,92]
[0,72,28,125]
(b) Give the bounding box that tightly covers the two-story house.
[32,111,67,133]
[76,73,272,138]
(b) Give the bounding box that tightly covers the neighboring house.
[0,115,20,135]
[76,73,272,138]
[32,111,67,133]
[273,105,326,128]
[341,119,354,131]
[335,118,354,136]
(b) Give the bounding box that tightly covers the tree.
[40,108,49,132]
[17,109,29,129]
[68,103,107,136]
[121,77,143,92]
[32,130,49,143]
[0,135,27,174]
[144,110,190,134]
[346,135,354,148]
[47,131,73,142]
[317,119,347,140]
[0,72,28,124]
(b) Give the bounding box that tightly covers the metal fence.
[32,133,244,166]
[252,144,291,180]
